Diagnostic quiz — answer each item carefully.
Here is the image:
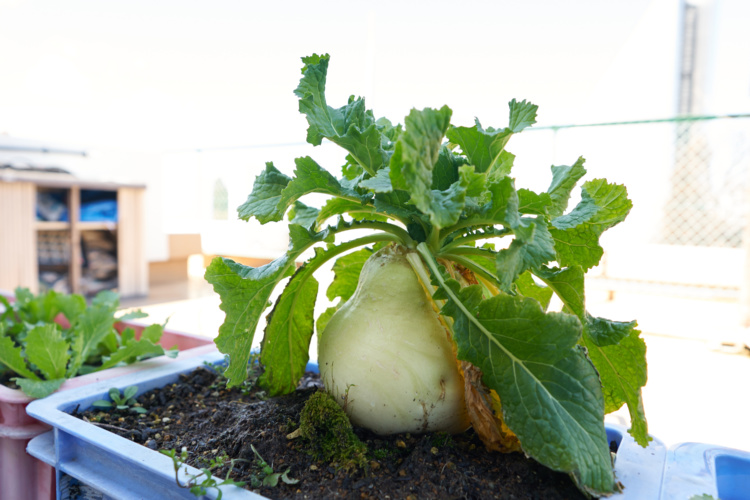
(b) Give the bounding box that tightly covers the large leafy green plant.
[0,288,175,398]
[206,53,649,496]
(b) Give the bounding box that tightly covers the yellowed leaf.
[462,361,522,453]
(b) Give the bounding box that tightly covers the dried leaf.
[462,361,522,453]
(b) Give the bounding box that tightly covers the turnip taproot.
[319,245,469,434]
[206,53,649,497]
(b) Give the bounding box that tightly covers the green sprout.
[162,447,246,500]
[249,444,299,488]
[92,385,147,414]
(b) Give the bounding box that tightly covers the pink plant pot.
[0,290,216,500]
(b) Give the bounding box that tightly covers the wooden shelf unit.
[0,170,148,298]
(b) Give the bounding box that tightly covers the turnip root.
[318,245,470,435]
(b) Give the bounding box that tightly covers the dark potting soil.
[73,365,596,500]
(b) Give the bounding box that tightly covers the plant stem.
[438,253,503,290]
[439,219,498,240]
[440,228,512,252]
[440,246,497,259]
[342,220,414,248]
[405,249,453,334]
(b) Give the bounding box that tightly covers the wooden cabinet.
[0,170,148,298]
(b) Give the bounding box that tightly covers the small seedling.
[204,354,259,395]
[250,444,299,488]
[92,386,147,414]
[162,447,246,500]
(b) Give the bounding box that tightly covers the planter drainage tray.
[27,352,666,500]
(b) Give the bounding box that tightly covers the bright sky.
[0,0,657,151]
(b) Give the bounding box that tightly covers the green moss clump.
[299,391,368,472]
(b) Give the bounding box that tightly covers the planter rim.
[0,344,217,404]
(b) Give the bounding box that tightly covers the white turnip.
[318,245,470,435]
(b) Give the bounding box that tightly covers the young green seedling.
[92,385,147,414]
[162,447,247,500]
[250,444,299,488]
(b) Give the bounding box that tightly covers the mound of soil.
[73,365,595,499]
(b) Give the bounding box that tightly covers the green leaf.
[288,201,320,230]
[56,293,87,325]
[466,176,520,228]
[204,222,337,386]
[109,387,121,401]
[486,151,516,186]
[534,266,586,319]
[98,338,164,370]
[550,179,633,270]
[115,310,149,322]
[295,54,386,175]
[13,377,65,399]
[123,385,138,400]
[66,334,84,378]
[91,290,120,310]
[25,324,70,380]
[547,157,587,218]
[459,164,487,199]
[315,198,387,226]
[518,189,553,216]
[536,267,650,447]
[507,98,539,133]
[373,191,421,222]
[237,163,292,223]
[258,263,319,395]
[428,177,470,229]
[431,146,466,191]
[585,315,635,347]
[205,256,296,387]
[514,271,553,311]
[70,303,118,372]
[0,335,40,380]
[315,307,337,337]
[583,319,650,447]
[317,199,364,225]
[326,247,372,302]
[440,286,616,495]
[389,106,454,228]
[358,167,393,193]
[278,157,362,215]
[139,324,164,344]
[495,218,556,291]
[446,119,513,174]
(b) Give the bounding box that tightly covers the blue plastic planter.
[660,442,750,500]
[27,351,666,499]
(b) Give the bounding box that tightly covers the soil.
[72,364,600,500]
[0,372,17,389]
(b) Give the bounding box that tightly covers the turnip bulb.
[318,245,470,435]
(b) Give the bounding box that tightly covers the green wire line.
[530,113,750,132]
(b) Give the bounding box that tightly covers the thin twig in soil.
[90,422,132,433]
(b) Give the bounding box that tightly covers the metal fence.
[511,114,750,308]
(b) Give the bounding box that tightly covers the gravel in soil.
[73,364,594,499]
